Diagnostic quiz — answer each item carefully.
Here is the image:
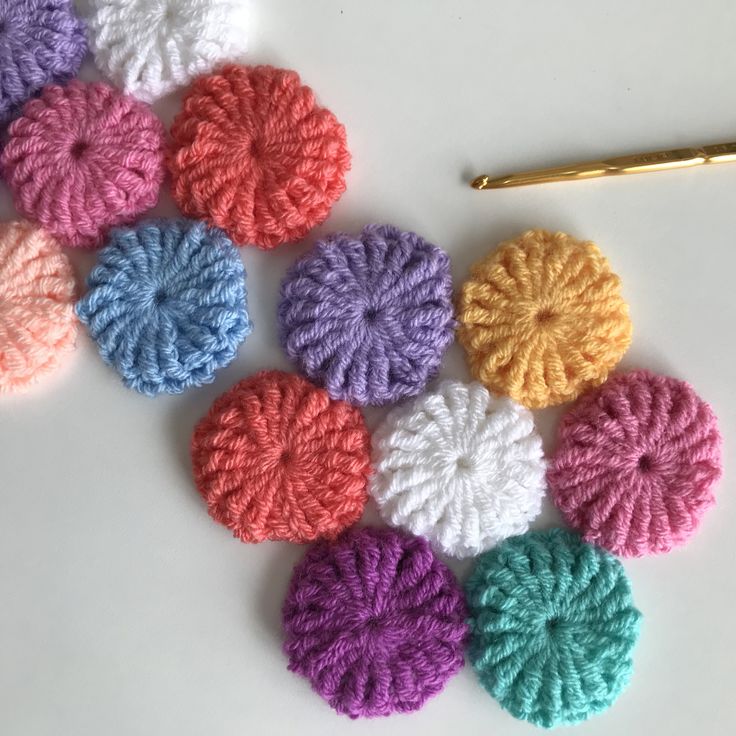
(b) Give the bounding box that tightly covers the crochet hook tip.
[471,175,491,190]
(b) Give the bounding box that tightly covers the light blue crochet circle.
[76,219,252,396]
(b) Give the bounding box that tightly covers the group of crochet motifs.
[0,1,723,729]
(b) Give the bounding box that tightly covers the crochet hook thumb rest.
[471,140,736,189]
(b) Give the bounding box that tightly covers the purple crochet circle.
[282,526,468,718]
[0,1,86,125]
[278,224,455,406]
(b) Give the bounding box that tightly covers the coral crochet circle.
[191,370,370,543]
[548,369,722,556]
[85,0,249,103]
[2,81,165,248]
[283,527,468,718]
[0,0,86,125]
[466,528,641,728]
[169,64,350,249]
[279,224,455,406]
[457,229,632,409]
[76,219,251,396]
[0,221,77,394]
[371,380,545,557]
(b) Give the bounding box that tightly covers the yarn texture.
[466,528,641,728]
[0,221,76,394]
[76,219,251,396]
[457,229,632,409]
[548,369,722,557]
[191,370,370,543]
[371,380,545,557]
[2,81,165,248]
[279,224,455,406]
[169,64,350,249]
[85,0,249,103]
[283,527,468,718]
[0,0,86,125]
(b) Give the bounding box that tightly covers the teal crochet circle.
[465,528,641,728]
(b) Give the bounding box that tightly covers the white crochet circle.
[370,380,546,558]
[85,0,250,103]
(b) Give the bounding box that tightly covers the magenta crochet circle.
[1,81,165,248]
[282,526,468,718]
[548,369,722,557]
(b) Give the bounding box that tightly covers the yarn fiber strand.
[548,369,722,556]
[283,527,468,718]
[457,229,632,408]
[466,528,641,728]
[371,380,546,557]
[169,64,350,249]
[0,222,77,393]
[191,370,370,543]
[0,0,86,125]
[279,224,455,406]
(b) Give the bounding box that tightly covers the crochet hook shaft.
[471,141,736,190]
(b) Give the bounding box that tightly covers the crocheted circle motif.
[0,221,76,394]
[279,224,455,406]
[76,219,251,396]
[283,526,468,718]
[548,370,722,557]
[371,380,545,557]
[191,370,370,543]
[2,81,166,248]
[169,64,350,249]
[457,229,632,409]
[466,528,641,728]
[0,0,86,125]
[85,0,249,103]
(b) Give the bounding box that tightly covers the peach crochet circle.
[457,229,632,409]
[169,64,350,249]
[0,221,77,394]
[1,81,166,248]
[191,370,370,543]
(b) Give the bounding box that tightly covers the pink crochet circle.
[1,81,166,248]
[548,370,722,557]
[0,221,77,394]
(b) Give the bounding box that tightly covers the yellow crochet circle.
[457,230,632,409]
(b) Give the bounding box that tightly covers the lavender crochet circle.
[278,224,455,406]
[282,527,467,718]
[0,1,86,125]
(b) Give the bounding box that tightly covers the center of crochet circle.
[638,454,652,472]
[363,307,379,323]
[535,308,557,326]
[70,140,88,160]
[545,616,562,635]
[365,614,385,633]
[279,449,292,465]
[153,288,167,306]
[248,138,264,159]
[455,455,473,471]
[158,2,176,23]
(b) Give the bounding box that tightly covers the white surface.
[1,1,735,734]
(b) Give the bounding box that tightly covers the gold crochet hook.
[471,141,736,190]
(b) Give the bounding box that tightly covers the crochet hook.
[470,141,736,190]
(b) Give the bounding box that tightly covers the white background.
[1,1,735,734]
